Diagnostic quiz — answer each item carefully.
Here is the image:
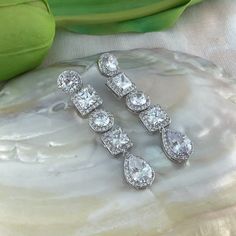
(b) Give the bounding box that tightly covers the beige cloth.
[43,0,236,76]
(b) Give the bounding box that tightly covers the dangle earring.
[57,70,155,190]
[97,53,193,164]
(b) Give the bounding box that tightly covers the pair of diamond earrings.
[57,53,193,190]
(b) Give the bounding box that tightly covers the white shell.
[0,49,235,235]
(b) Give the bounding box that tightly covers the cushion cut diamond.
[101,126,133,155]
[124,153,155,189]
[139,105,170,132]
[71,85,102,116]
[106,73,136,98]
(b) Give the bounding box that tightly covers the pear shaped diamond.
[124,153,155,189]
[162,128,193,163]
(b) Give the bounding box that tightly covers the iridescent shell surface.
[0,49,236,236]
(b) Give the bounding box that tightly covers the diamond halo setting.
[106,73,136,98]
[89,109,114,132]
[139,105,171,132]
[124,152,155,189]
[71,85,103,116]
[162,128,193,163]
[101,126,133,155]
[57,70,82,94]
[97,53,120,77]
[57,70,156,190]
[126,90,151,112]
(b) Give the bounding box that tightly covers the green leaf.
[48,0,204,34]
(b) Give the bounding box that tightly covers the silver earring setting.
[57,70,155,190]
[97,53,193,164]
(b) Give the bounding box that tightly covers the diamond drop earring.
[57,70,155,190]
[97,53,193,164]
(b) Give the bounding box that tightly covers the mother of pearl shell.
[0,49,235,236]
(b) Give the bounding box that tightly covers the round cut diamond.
[124,153,155,189]
[57,70,82,94]
[94,112,110,126]
[126,91,150,112]
[98,53,119,77]
[130,92,147,105]
[162,128,193,163]
[89,109,114,132]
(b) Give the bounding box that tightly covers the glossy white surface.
[0,49,236,236]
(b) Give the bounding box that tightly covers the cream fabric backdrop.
[43,0,236,76]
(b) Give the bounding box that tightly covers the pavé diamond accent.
[126,90,150,112]
[97,53,120,77]
[139,105,171,132]
[124,152,155,189]
[162,128,193,163]
[89,109,114,132]
[106,73,136,98]
[57,70,82,94]
[101,126,133,155]
[71,85,103,116]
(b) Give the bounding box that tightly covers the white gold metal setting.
[71,85,103,116]
[162,128,193,163]
[106,73,136,98]
[139,105,171,132]
[101,126,133,155]
[124,152,155,189]
[126,90,151,112]
[57,70,155,190]
[97,52,194,164]
[89,109,114,132]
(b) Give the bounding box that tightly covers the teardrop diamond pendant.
[97,52,194,164]
[57,70,156,190]
[162,128,193,163]
[124,152,155,189]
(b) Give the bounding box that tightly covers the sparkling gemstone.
[111,128,130,148]
[57,70,82,94]
[97,53,119,76]
[76,87,97,109]
[106,55,119,71]
[101,126,133,155]
[113,73,132,90]
[106,73,136,98]
[71,85,102,116]
[162,128,193,163]
[94,112,110,126]
[139,105,170,132]
[124,153,155,189]
[147,107,166,124]
[126,91,150,112]
[130,92,147,105]
[89,109,114,132]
